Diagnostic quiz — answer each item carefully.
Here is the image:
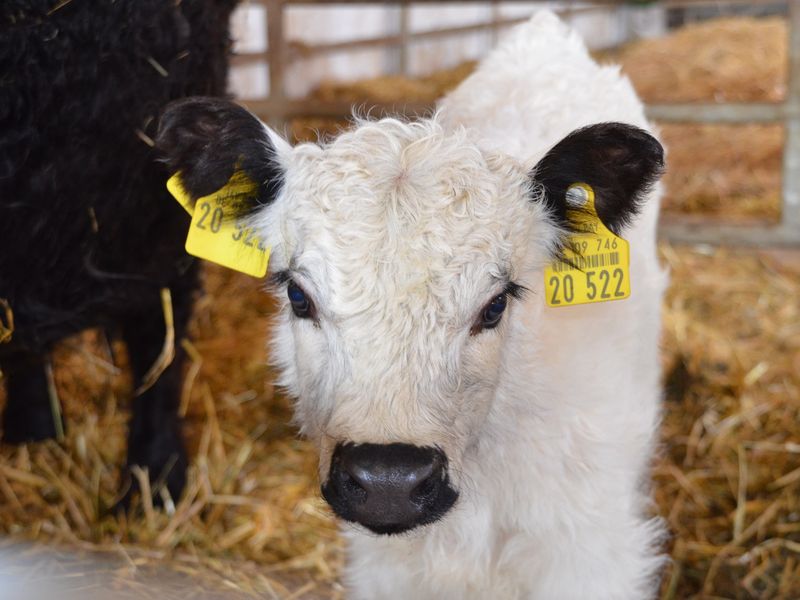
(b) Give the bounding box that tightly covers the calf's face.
[158,98,663,534]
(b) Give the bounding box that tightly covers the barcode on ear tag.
[544,183,631,307]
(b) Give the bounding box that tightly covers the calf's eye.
[287,281,315,319]
[482,294,507,328]
[471,293,508,335]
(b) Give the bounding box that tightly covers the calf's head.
[158,98,663,534]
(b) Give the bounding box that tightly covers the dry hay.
[656,123,783,221]
[292,17,787,221]
[312,61,476,106]
[2,14,799,599]
[288,61,477,144]
[312,60,477,106]
[604,17,787,104]
[0,265,343,599]
[657,245,800,598]
[608,17,787,221]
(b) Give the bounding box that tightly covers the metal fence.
[234,0,800,247]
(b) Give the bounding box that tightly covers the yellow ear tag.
[544,183,630,307]
[166,172,270,278]
[166,174,195,216]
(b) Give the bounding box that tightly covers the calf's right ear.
[156,96,286,214]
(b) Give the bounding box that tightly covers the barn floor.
[0,540,301,600]
[1,14,799,600]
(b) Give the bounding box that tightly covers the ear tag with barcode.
[167,172,270,278]
[544,183,630,307]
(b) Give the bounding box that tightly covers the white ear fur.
[245,125,294,272]
[260,120,293,158]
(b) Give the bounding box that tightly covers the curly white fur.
[252,11,667,599]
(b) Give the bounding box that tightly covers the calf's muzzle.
[322,442,458,534]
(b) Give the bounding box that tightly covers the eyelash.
[470,283,526,336]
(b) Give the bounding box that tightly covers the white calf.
[158,11,667,599]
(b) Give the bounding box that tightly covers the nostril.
[410,473,439,504]
[408,462,435,486]
[409,457,443,504]
[339,468,368,503]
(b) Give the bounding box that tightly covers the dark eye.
[287,280,315,319]
[471,293,507,335]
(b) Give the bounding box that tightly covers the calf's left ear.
[530,122,664,236]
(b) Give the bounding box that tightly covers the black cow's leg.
[1,352,59,443]
[121,274,196,505]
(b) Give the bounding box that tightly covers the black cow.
[0,0,239,503]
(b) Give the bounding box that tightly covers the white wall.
[228,2,666,100]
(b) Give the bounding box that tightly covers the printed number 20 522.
[195,201,224,233]
[195,201,265,251]
[548,268,626,305]
[232,222,266,251]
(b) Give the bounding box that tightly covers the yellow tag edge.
[544,183,631,308]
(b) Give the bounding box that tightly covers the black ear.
[156,96,284,213]
[530,122,664,235]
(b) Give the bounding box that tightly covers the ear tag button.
[167,172,270,278]
[544,183,631,308]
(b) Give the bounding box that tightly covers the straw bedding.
[0,16,798,598]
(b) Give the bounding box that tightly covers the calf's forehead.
[280,120,536,311]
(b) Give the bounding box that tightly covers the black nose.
[322,443,458,535]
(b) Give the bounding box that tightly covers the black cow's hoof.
[116,427,188,512]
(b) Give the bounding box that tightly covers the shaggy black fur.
[0,0,238,504]
[531,122,665,236]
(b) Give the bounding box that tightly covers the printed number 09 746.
[596,238,618,251]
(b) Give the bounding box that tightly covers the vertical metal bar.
[782,0,800,228]
[266,0,286,131]
[490,0,501,47]
[386,4,403,75]
[564,0,576,23]
[399,4,410,75]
